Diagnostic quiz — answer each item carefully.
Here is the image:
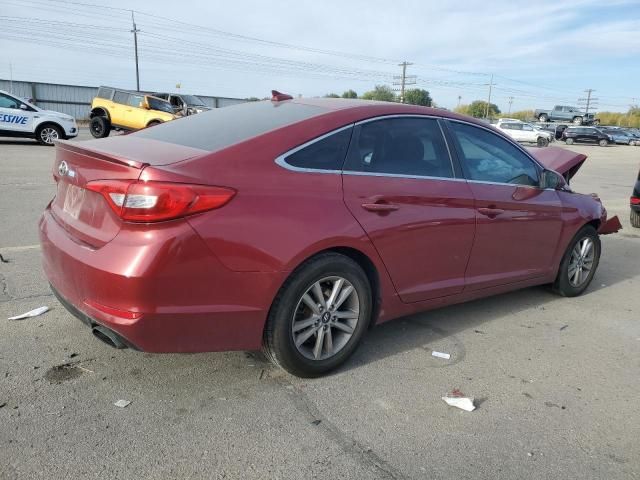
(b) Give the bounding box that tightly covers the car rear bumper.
[39,207,285,352]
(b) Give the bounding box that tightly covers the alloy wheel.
[40,127,59,145]
[568,237,595,287]
[291,276,360,361]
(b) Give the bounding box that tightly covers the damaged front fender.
[598,216,622,235]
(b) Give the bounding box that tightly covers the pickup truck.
[534,105,599,125]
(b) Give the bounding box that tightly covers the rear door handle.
[361,202,399,212]
[478,207,505,218]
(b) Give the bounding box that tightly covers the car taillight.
[86,180,236,222]
[631,197,640,205]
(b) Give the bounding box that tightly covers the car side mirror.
[19,104,28,110]
[541,169,567,190]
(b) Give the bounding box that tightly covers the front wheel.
[599,139,608,147]
[552,225,601,297]
[537,137,549,147]
[573,116,583,125]
[538,114,549,122]
[263,253,372,377]
[36,124,63,146]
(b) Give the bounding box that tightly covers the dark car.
[632,168,640,228]
[153,92,211,116]
[601,128,636,145]
[563,126,612,147]
[39,94,621,377]
[536,123,568,140]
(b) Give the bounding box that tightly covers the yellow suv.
[89,86,177,138]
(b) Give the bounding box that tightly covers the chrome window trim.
[341,170,467,183]
[274,124,354,174]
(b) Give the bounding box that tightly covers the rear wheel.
[631,209,640,228]
[90,116,111,138]
[599,139,608,147]
[36,124,63,146]
[263,252,372,377]
[565,137,574,145]
[573,116,583,125]
[537,137,549,147]
[147,121,161,128]
[552,225,600,297]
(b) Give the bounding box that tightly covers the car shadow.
[340,234,638,373]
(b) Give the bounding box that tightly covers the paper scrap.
[8,306,49,320]
[432,351,451,360]
[114,399,131,408]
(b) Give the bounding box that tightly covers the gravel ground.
[1,131,638,480]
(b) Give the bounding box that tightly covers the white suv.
[0,89,78,145]
[496,120,552,147]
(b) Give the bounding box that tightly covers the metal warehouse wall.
[0,79,246,119]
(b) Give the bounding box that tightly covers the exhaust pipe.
[92,325,128,349]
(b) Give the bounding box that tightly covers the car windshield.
[147,97,175,114]
[180,95,206,106]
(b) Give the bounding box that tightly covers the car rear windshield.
[134,100,328,152]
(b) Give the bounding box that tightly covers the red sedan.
[39,94,621,377]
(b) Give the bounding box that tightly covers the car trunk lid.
[50,139,208,248]
[527,146,587,181]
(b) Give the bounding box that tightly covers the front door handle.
[361,202,399,213]
[478,207,505,218]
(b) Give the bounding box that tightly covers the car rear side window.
[134,100,328,152]
[113,92,129,105]
[282,127,352,171]
[128,94,144,108]
[449,121,539,186]
[343,117,454,178]
[96,87,114,100]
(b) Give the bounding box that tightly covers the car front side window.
[344,117,454,178]
[449,121,539,187]
[0,94,20,109]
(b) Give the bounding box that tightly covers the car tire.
[538,114,549,122]
[573,116,583,125]
[565,137,574,145]
[147,121,161,128]
[631,209,640,228]
[263,252,372,377]
[90,116,111,138]
[35,124,63,146]
[552,225,601,297]
[537,137,549,147]
[599,139,608,147]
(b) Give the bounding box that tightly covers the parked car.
[562,126,612,146]
[153,92,211,116]
[632,168,640,228]
[0,89,78,145]
[601,128,636,145]
[89,86,177,138]
[496,120,553,147]
[39,94,621,377]
[534,105,599,125]
[535,123,568,140]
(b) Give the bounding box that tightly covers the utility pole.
[457,95,462,108]
[393,62,415,103]
[507,96,514,114]
[483,74,495,119]
[131,11,140,91]
[577,89,598,121]
[9,62,12,93]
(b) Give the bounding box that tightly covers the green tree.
[403,88,432,107]
[324,93,340,98]
[361,85,396,102]
[245,97,261,102]
[467,100,501,118]
[342,89,358,99]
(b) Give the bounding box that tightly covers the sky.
[0,0,638,112]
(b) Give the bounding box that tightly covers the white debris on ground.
[442,389,476,412]
[8,306,49,320]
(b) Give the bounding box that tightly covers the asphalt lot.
[1,131,639,480]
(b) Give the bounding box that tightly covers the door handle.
[478,207,505,218]
[361,202,399,213]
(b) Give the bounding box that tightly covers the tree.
[361,85,396,102]
[467,100,501,118]
[245,97,261,102]
[403,88,432,107]
[342,89,358,99]
[324,93,340,98]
